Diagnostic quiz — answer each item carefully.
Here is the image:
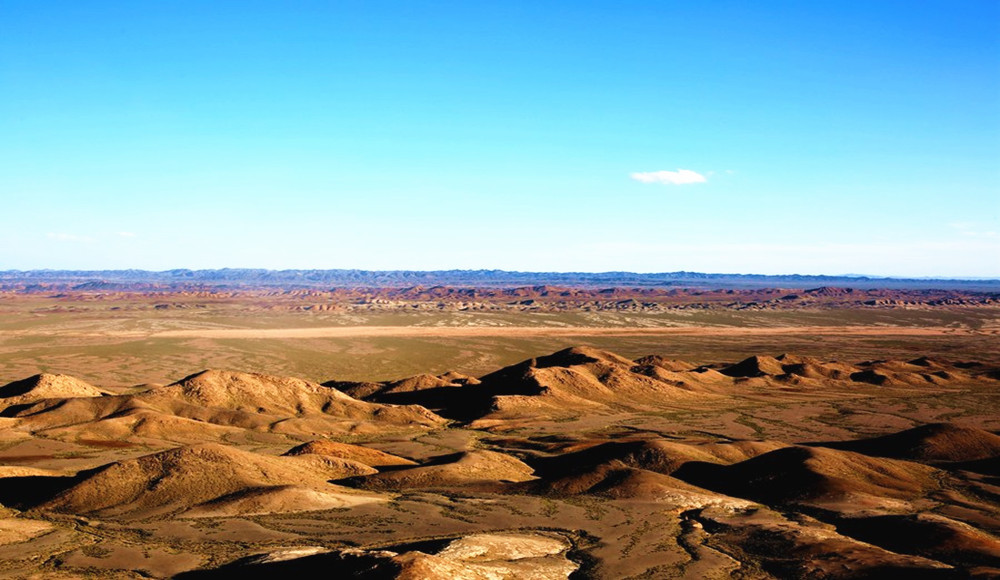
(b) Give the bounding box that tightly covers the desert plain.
[0,284,998,578]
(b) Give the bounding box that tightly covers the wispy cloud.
[950,222,998,239]
[117,231,137,238]
[630,169,707,185]
[46,232,93,243]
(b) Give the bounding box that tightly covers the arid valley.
[0,280,997,578]
[6,1,998,577]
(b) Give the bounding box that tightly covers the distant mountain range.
[1,269,998,291]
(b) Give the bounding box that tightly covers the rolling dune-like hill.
[344,449,537,491]
[27,443,382,519]
[523,459,752,507]
[833,513,1000,569]
[339,346,724,422]
[530,438,788,479]
[673,445,941,507]
[331,347,999,425]
[328,371,480,402]
[1,369,447,445]
[0,347,999,578]
[0,373,109,410]
[152,369,445,426]
[816,422,1000,462]
[283,439,417,467]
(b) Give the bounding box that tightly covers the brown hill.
[525,460,754,509]
[478,346,713,412]
[182,484,385,518]
[317,348,996,424]
[155,370,447,433]
[468,393,607,428]
[775,354,859,380]
[712,353,991,390]
[628,356,722,391]
[631,355,696,372]
[344,450,536,491]
[0,373,108,409]
[2,369,447,443]
[436,347,716,422]
[817,423,1000,463]
[36,443,380,518]
[329,371,480,402]
[323,380,385,400]
[3,354,989,447]
[674,445,940,507]
[849,360,976,388]
[26,408,249,445]
[721,355,787,377]
[532,438,787,479]
[532,346,637,368]
[694,504,961,580]
[939,456,1000,476]
[155,369,439,421]
[283,440,416,467]
[835,513,1000,569]
[2,395,156,431]
[719,354,861,382]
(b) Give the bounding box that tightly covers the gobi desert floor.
[0,288,998,578]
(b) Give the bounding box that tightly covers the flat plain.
[0,287,998,578]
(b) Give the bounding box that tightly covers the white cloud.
[118,231,137,238]
[46,232,93,243]
[630,169,707,185]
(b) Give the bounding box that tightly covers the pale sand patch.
[60,544,203,577]
[181,486,387,518]
[0,466,68,478]
[0,518,54,546]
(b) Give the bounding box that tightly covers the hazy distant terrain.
[3,268,999,290]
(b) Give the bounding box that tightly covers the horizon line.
[1,268,998,283]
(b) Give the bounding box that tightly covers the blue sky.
[1,1,998,276]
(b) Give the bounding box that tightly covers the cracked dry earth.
[0,346,998,578]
